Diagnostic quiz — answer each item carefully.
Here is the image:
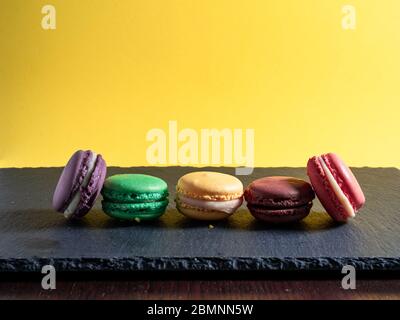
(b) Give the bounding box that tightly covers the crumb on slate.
[208,224,214,229]
[134,218,141,223]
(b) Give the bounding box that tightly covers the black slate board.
[0,167,399,273]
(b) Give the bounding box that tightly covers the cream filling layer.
[64,152,97,219]
[318,156,355,218]
[178,194,243,214]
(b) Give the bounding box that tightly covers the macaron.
[52,150,107,219]
[307,153,365,222]
[176,171,244,221]
[244,176,315,223]
[101,174,169,221]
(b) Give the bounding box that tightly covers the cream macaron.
[176,171,244,220]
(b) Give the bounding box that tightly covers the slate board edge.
[1,257,400,272]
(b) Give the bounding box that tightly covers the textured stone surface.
[0,167,399,272]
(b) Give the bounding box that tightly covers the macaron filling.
[177,194,243,214]
[247,201,312,211]
[64,152,98,219]
[318,156,355,219]
[102,189,168,203]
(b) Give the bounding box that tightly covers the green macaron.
[101,174,169,221]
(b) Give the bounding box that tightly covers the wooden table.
[1,273,400,299]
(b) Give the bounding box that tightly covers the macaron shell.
[244,176,315,208]
[247,202,312,223]
[307,156,349,222]
[103,174,168,195]
[52,150,92,213]
[102,199,168,221]
[322,153,365,211]
[177,171,243,201]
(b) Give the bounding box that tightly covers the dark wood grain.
[1,279,400,300]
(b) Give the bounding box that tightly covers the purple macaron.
[52,150,107,219]
[244,176,315,223]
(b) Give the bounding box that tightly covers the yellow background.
[1,0,399,168]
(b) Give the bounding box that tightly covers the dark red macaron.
[307,153,365,222]
[244,176,315,223]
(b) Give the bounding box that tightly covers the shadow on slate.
[0,166,399,273]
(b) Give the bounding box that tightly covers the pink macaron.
[307,153,365,222]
